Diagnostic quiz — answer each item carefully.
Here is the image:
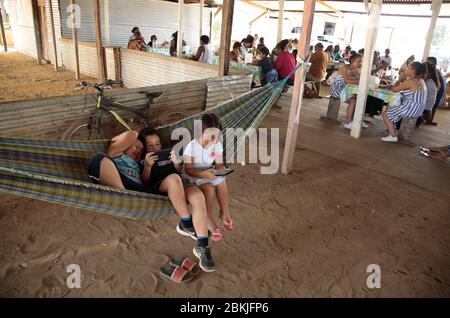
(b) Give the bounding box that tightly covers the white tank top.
[200,44,212,64]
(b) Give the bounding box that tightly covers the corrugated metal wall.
[59,0,211,50]
[121,49,218,88]
[6,0,38,58]
[60,39,98,78]
[45,0,63,67]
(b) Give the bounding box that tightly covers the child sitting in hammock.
[138,127,215,272]
[183,113,234,242]
[88,130,215,272]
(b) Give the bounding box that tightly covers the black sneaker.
[176,222,213,241]
[176,222,196,240]
[193,246,215,272]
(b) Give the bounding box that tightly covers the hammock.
[0,67,301,218]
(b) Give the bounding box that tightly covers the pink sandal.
[220,217,235,232]
[210,227,223,241]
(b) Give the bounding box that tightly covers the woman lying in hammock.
[87,130,215,273]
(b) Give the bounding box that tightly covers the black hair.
[200,35,209,45]
[409,61,426,77]
[172,31,178,38]
[151,35,157,41]
[232,41,241,50]
[201,113,222,133]
[358,48,365,54]
[276,39,290,51]
[334,45,340,51]
[245,35,255,43]
[424,62,439,86]
[259,37,264,43]
[426,56,437,66]
[325,45,333,52]
[259,46,270,56]
[138,126,160,145]
[132,26,139,33]
[345,46,351,51]
[315,42,324,49]
[349,53,362,64]
[350,50,357,56]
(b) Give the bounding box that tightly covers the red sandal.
[159,265,194,283]
[169,257,200,276]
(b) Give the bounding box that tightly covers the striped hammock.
[0,79,287,218]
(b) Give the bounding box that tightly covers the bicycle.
[61,79,190,140]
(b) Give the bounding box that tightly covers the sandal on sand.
[169,257,200,276]
[419,146,430,152]
[211,227,223,241]
[219,217,235,231]
[420,150,430,157]
[159,264,193,284]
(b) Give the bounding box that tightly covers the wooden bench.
[320,96,341,125]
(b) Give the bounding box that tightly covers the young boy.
[256,46,278,85]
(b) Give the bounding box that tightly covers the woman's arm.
[214,152,225,171]
[391,79,412,93]
[107,131,138,158]
[191,46,204,61]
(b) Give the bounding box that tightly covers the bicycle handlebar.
[75,79,123,92]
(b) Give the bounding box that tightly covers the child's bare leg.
[199,183,217,231]
[99,158,125,189]
[159,174,190,219]
[346,98,356,123]
[184,186,208,238]
[215,180,230,220]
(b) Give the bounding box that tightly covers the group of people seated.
[328,48,446,142]
[87,113,234,273]
[127,26,158,51]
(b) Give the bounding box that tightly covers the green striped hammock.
[0,80,286,218]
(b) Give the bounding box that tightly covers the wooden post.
[104,0,110,44]
[177,0,184,58]
[31,0,43,65]
[113,47,122,81]
[48,0,58,71]
[277,0,285,43]
[0,6,7,52]
[350,0,382,139]
[70,0,80,80]
[94,0,107,82]
[281,0,315,175]
[422,0,443,61]
[199,0,204,39]
[218,0,235,76]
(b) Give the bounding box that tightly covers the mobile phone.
[214,168,234,177]
[155,149,172,167]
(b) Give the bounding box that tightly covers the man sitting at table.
[306,43,328,98]
[253,46,278,86]
[191,35,212,64]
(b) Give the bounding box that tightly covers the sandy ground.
[0,149,449,297]
[0,52,97,102]
[0,52,449,297]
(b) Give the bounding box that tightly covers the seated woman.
[274,39,296,86]
[422,62,439,124]
[330,53,367,129]
[87,130,215,272]
[138,127,215,272]
[229,41,244,63]
[191,35,212,64]
[381,62,427,143]
[127,31,147,51]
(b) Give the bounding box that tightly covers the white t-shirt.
[200,44,212,64]
[183,139,223,169]
[381,55,392,67]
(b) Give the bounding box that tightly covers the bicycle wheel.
[61,118,104,140]
[159,110,191,126]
